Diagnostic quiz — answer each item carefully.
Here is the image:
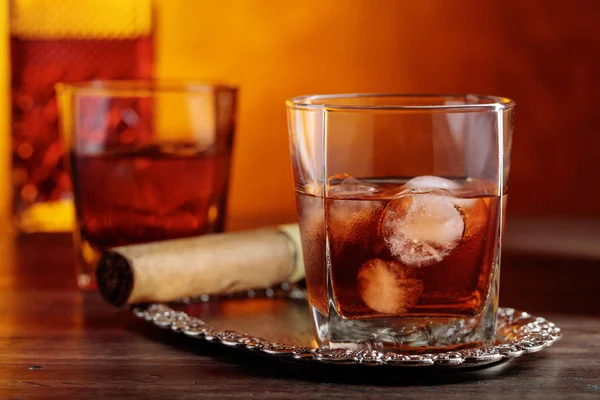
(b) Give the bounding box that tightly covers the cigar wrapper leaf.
[96,224,305,307]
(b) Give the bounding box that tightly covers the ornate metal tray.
[133,286,561,369]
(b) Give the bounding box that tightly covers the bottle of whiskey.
[10,0,154,232]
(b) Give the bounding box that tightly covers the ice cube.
[403,175,460,192]
[452,179,494,238]
[326,174,384,253]
[380,190,465,268]
[328,198,384,254]
[357,258,423,314]
[405,176,494,207]
[329,173,379,197]
[457,195,489,242]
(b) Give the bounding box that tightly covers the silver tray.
[132,286,561,369]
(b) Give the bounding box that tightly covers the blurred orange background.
[1,0,600,229]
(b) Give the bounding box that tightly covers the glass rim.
[286,93,515,112]
[55,79,238,96]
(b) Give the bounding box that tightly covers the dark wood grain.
[0,233,598,399]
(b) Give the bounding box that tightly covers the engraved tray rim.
[132,286,562,369]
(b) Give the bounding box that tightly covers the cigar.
[96,224,305,307]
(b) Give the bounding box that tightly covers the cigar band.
[277,224,306,282]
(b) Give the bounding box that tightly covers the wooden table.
[1,233,599,399]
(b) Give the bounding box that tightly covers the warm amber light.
[0,1,598,230]
[11,0,152,39]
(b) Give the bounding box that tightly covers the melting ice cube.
[327,174,384,252]
[328,173,379,197]
[403,175,461,192]
[381,188,465,268]
[357,258,423,314]
[407,176,491,241]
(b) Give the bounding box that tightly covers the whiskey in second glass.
[58,81,237,289]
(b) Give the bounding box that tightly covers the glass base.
[15,199,74,233]
[311,300,497,353]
